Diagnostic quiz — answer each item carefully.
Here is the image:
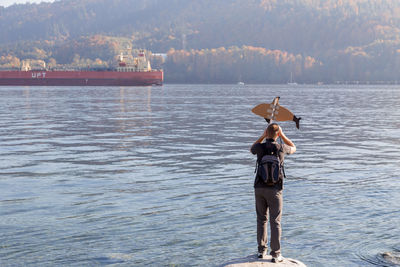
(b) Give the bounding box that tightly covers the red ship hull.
[0,70,163,86]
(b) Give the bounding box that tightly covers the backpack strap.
[278,137,286,178]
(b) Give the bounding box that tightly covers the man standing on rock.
[250,123,296,262]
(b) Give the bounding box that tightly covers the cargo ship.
[0,50,163,86]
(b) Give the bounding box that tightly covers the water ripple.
[0,85,399,266]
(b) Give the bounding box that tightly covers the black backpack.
[255,142,285,186]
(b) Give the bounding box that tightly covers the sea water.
[0,84,399,266]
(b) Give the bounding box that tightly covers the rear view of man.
[250,123,296,262]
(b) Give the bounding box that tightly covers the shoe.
[257,251,267,259]
[271,254,283,263]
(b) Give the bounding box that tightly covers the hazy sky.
[0,0,54,7]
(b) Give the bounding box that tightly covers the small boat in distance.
[237,82,245,85]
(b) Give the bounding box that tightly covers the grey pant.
[255,187,283,256]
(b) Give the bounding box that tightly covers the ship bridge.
[117,50,152,72]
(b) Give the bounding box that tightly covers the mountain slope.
[2,0,400,83]
[1,0,400,53]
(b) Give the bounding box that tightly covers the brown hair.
[266,123,279,139]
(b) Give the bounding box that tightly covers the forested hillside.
[1,0,400,83]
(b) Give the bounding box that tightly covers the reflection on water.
[0,85,399,266]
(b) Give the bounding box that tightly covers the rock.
[223,254,306,267]
[382,251,400,265]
